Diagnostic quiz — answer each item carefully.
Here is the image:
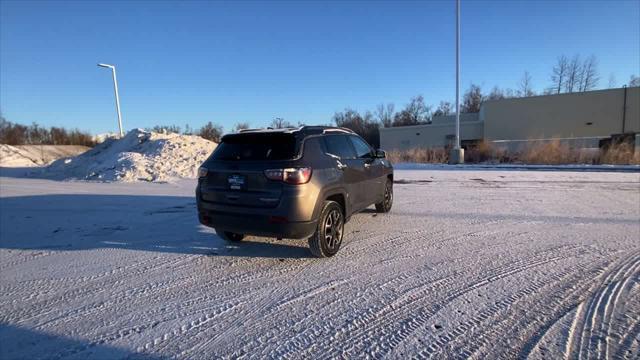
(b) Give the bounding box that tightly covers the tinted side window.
[324,135,355,159]
[349,136,373,158]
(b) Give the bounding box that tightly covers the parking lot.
[1,169,639,359]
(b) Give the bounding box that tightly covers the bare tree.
[375,103,395,128]
[270,117,293,129]
[630,75,640,87]
[504,88,517,98]
[231,122,250,132]
[486,86,506,101]
[518,71,535,97]
[333,108,381,148]
[550,55,569,94]
[392,95,431,126]
[198,122,224,143]
[564,54,582,93]
[579,55,599,92]
[0,117,94,146]
[151,125,182,134]
[461,84,483,113]
[432,101,453,117]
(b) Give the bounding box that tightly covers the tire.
[308,201,344,258]
[375,178,393,213]
[216,229,245,242]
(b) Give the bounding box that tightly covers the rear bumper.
[196,180,321,239]
[197,204,318,239]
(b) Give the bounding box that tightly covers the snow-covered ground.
[1,170,639,359]
[0,144,89,167]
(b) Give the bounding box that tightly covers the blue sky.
[1,0,639,135]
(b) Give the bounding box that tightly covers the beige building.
[379,86,640,151]
[380,113,483,151]
[482,86,639,141]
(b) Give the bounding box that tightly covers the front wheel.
[308,201,344,258]
[216,229,245,242]
[375,179,393,213]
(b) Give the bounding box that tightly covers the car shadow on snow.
[0,194,313,259]
[0,323,164,360]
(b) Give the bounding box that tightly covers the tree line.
[147,122,233,143]
[0,116,95,146]
[4,53,638,148]
[330,56,640,147]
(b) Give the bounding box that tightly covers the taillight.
[264,167,312,184]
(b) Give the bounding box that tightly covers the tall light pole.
[97,63,124,137]
[449,0,464,164]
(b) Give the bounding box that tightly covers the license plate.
[227,174,246,190]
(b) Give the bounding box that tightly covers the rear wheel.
[308,201,344,258]
[216,229,245,242]
[375,178,393,213]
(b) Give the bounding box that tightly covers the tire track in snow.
[613,316,640,359]
[272,279,349,311]
[407,259,599,359]
[572,252,640,360]
[0,250,55,273]
[2,252,170,302]
[238,228,511,358]
[503,250,640,360]
[167,257,333,358]
[600,257,639,360]
[277,244,585,358]
[356,246,587,358]
[5,254,190,326]
[446,251,639,359]
[444,259,603,359]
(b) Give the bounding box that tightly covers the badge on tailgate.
[227,174,247,190]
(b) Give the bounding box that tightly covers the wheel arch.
[313,188,349,220]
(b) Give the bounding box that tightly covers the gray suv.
[196,126,393,257]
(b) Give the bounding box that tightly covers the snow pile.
[45,129,217,181]
[0,144,40,167]
[92,132,119,144]
[1,145,89,167]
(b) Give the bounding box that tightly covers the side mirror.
[375,149,386,158]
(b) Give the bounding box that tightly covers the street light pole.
[97,63,124,138]
[449,0,464,164]
[455,0,460,151]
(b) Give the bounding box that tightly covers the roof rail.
[237,125,356,135]
[296,126,353,132]
[322,127,354,134]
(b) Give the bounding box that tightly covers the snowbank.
[393,162,640,173]
[0,145,39,167]
[92,132,119,144]
[0,144,90,167]
[45,129,217,182]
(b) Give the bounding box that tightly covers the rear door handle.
[364,163,371,168]
[337,161,347,170]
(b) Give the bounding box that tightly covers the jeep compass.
[196,126,393,257]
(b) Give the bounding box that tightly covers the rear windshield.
[210,133,299,161]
